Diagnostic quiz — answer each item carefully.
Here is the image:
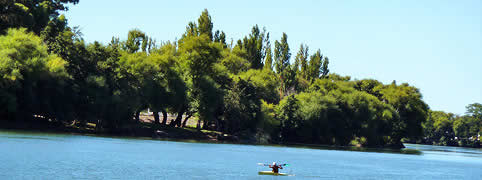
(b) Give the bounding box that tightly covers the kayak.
[258,171,288,176]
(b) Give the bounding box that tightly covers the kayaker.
[268,162,283,173]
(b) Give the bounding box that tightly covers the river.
[0,130,481,179]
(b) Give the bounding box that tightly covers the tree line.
[1,1,480,148]
[421,103,481,147]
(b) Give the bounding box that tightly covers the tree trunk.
[161,109,168,125]
[196,119,201,130]
[135,111,140,123]
[182,114,193,127]
[170,106,186,127]
[153,111,160,124]
[172,111,183,127]
[202,119,209,129]
[215,118,222,132]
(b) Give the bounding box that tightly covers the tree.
[124,29,147,53]
[452,103,482,147]
[183,21,198,38]
[281,65,298,96]
[0,0,79,34]
[222,78,261,133]
[274,33,291,74]
[213,30,227,47]
[294,44,309,75]
[380,83,429,146]
[423,110,456,145]
[277,95,301,142]
[307,49,322,82]
[454,116,481,138]
[0,28,69,122]
[220,47,250,74]
[354,79,383,99]
[240,25,266,69]
[466,103,482,119]
[238,69,280,104]
[40,15,74,55]
[178,35,223,129]
[197,9,213,41]
[263,34,273,71]
[321,56,329,78]
[295,91,339,144]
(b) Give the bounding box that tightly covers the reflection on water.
[281,143,423,155]
[405,143,482,160]
[406,143,482,154]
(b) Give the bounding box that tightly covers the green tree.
[354,79,383,99]
[219,47,250,74]
[294,44,309,74]
[0,0,79,34]
[307,49,322,82]
[466,103,482,119]
[263,35,273,71]
[124,29,147,53]
[182,21,198,38]
[84,42,136,130]
[321,56,329,78]
[0,28,69,122]
[454,116,481,138]
[276,95,301,142]
[222,78,261,133]
[197,9,213,41]
[380,83,429,146]
[240,25,266,69]
[295,91,339,144]
[213,30,227,47]
[178,35,223,129]
[274,33,291,74]
[423,110,456,145]
[238,69,280,104]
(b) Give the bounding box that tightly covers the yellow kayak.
[258,171,288,176]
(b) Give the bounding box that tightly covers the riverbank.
[0,117,447,151]
[0,126,423,156]
[0,121,417,155]
[0,118,242,144]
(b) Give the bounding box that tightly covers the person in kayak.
[268,162,283,173]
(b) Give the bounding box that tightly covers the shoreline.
[0,121,424,155]
[1,120,479,151]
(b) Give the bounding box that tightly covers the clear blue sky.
[65,0,482,115]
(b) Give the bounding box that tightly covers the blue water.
[0,130,481,179]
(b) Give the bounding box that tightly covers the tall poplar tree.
[241,25,266,69]
[308,49,322,81]
[295,44,309,77]
[274,33,291,74]
[321,56,329,78]
[264,43,273,71]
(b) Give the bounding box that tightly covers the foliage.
[0,0,79,34]
[263,40,273,71]
[274,33,290,74]
[222,78,261,133]
[238,25,267,69]
[3,7,474,149]
[0,28,70,122]
[237,69,280,104]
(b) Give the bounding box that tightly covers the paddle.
[257,163,290,167]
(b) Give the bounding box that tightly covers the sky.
[64,0,482,115]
